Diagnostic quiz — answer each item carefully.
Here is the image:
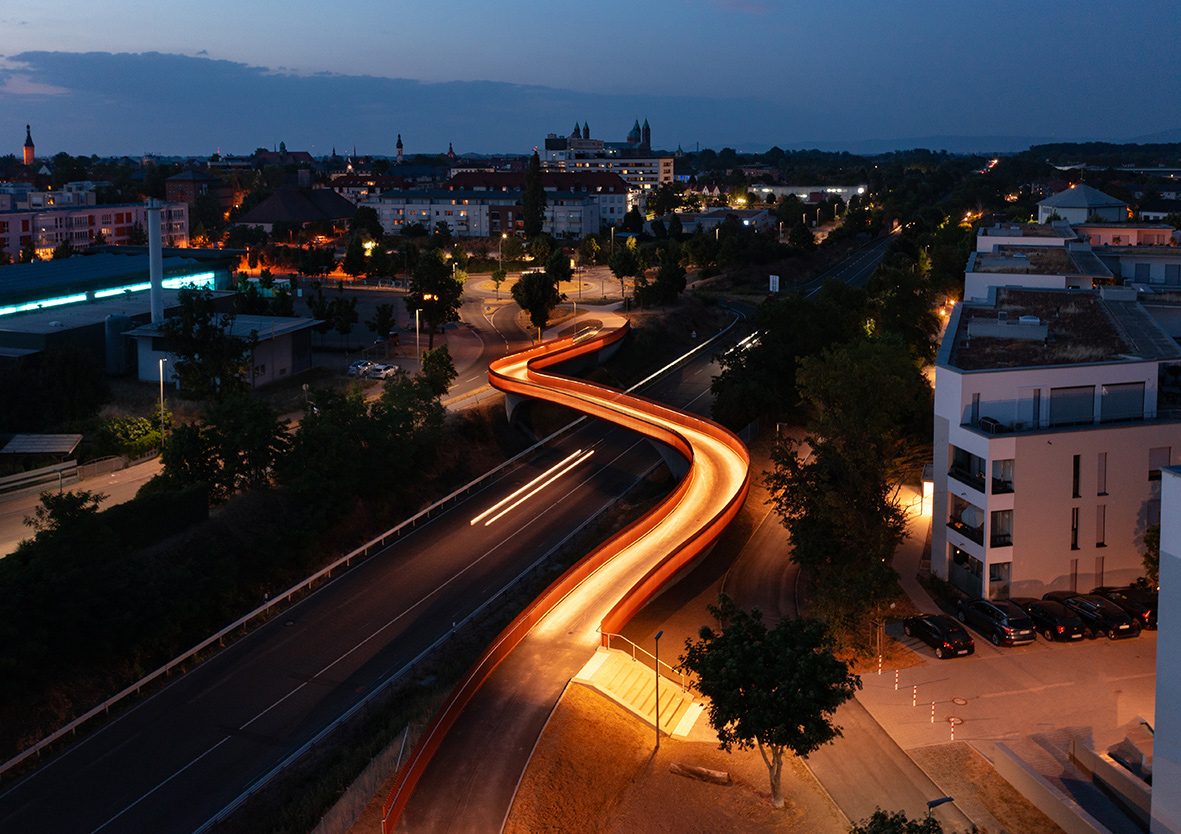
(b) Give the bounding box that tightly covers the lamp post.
[654,629,664,751]
[157,357,167,447]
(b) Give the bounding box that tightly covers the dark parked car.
[1091,586,1157,630]
[903,614,975,659]
[1043,591,1141,639]
[1010,597,1087,642]
[957,598,1036,646]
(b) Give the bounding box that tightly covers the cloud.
[0,73,70,96]
[0,50,800,155]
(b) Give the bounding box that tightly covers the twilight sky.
[1,0,1178,156]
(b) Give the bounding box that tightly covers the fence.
[601,632,690,690]
[0,461,78,500]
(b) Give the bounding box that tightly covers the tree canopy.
[523,151,547,238]
[512,270,564,339]
[404,249,464,348]
[681,595,860,808]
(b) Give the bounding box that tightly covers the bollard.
[894,670,900,691]
[950,718,955,742]
[912,685,918,708]
[877,654,882,676]
[931,702,936,723]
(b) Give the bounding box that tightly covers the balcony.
[948,465,986,493]
[991,477,1014,495]
[947,518,984,546]
[990,532,1013,548]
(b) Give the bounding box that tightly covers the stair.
[574,647,705,738]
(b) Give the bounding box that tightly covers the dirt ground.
[504,684,847,834]
[909,744,1064,834]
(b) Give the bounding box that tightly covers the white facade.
[541,155,672,192]
[1152,467,1181,834]
[0,202,188,259]
[931,289,1181,600]
[975,222,1077,253]
[364,190,600,239]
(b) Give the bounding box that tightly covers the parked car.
[956,598,1036,646]
[1091,586,1157,630]
[1010,597,1087,642]
[1043,591,1141,640]
[902,614,975,659]
[366,363,400,379]
[347,359,375,377]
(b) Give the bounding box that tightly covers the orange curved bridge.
[382,321,750,831]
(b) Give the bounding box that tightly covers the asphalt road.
[802,233,896,296]
[0,329,737,834]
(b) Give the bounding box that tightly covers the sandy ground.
[504,684,847,834]
[909,744,1064,834]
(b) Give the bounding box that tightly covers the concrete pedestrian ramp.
[573,647,705,739]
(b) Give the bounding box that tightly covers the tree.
[350,205,383,240]
[522,150,547,238]
[331,294,359,347]
[367,302,397,339]
[341,235,368,277]
[512,270,564,341]
[1143,525,1160,587]
[419,345,457,398]
[529,234,554,264]
[849,810,943,834]
[24,490,107,537]
[544,249,572,284]
[51,240,75,260]
[490,267,507,299]
[789,222,815,250]
[622,206,645,233]
[127,222,148,245]
[681,596,860,808]
[609,245,640,300]
[405,249,464,349]
[160,288,256,400]
[648,183,680,217]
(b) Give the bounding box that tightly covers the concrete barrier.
[1070,737,1151,829]
[993,742,1112,834]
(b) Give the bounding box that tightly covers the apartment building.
[932,286,1181,600]
[1153,466,1181,834]
[449,171,631,225]
[540,124,672,193]
[0,202,188,259]
[1037,184,1128,224]
[363,189,600,238]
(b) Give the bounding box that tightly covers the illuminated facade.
[0,202,188,259]
[22,124,34,166]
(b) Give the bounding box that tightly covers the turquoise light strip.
[0,293,89,317]
[3,272,217,316]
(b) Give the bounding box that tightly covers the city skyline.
[2,0,1180,156]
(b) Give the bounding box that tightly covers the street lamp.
[157,357,168,447]
[926,797,954,819]
[417,293,437,360]
[654,629,664,751]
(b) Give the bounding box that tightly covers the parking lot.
[860,620,1157,753]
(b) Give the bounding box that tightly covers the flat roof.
[125,314,320,341]
[0,290,235,335]
[943,287,1181,371]
[0,434,82,455]
[977,222,1074,239]
[0,253,220,305]
[971,247,1075,274]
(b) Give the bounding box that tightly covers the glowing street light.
[157,357,168,448]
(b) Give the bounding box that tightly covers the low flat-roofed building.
[975,221,1078,252]
[125,313,318,388]
[932,286,1181,600]
[963,244,1114,300]
[1075,222,1175,247]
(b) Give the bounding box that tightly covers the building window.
[1050,386,1095,427]
[1100,382,1145,422]
[1134,263,1150,281]
[990,510,1013,548]
[992,458,1014,494]
[1070,507,1079,550]
[1097,452,1107,495]
[1096,505,1106,547]
[1072,455,1081,498]
[1149,446,1171,480]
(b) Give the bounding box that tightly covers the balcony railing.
[948,465,986,493]
[991,478,1014,495]
[990,533,1013,548]
[947,519,984,545]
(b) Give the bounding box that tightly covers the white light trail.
[470,449,588,526]
[481,451,595,527]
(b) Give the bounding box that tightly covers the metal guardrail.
[0,460,78,499]
[600,632,690,690]
[1,311,746,784]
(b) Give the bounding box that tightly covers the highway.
[385,323,751,832]
[0,316,744,834]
